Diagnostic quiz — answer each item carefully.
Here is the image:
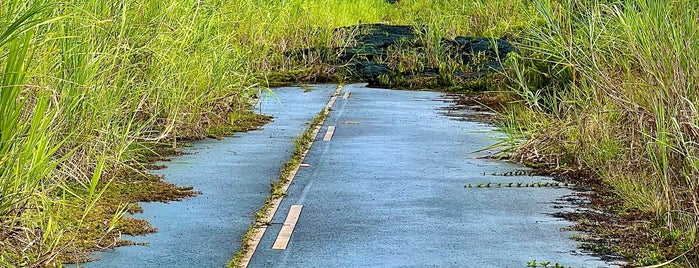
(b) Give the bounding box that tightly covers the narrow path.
[248,84,614,267]
[82,85,337,267]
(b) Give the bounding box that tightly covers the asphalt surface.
[248,84,615,267]
[83,83,618,268]
[81,85,338,267]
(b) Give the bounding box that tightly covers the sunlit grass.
[501,0,699,265]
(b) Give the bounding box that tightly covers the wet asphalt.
[247,84,615,267]
[84,84,618,268]
[81,85,338,267]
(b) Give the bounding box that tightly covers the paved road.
[82,85,338,267]
[248,84,613,267]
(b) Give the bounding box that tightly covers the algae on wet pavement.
[81,85,337,267]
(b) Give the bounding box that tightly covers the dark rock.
[334,24,422,62]
[356,61,390,78]
[285,24,515,90]
[352,24,419,48]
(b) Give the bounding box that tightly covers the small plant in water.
[301,84,314,92]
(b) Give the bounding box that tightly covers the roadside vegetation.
[498,0,699,266]
[1,0,696,267]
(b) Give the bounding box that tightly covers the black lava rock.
[287,24,514,89]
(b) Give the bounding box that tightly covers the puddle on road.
[437,93,500,124]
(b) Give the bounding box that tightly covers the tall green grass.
[0,0,503,265]
[393,0,533,38]
[0,3,74,265]
[502,0,699,265]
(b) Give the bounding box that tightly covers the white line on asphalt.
[343,92,351,99]
[323,126,336,141]
[327,96,338,109]
[272,205,303,250]
[238,84,343,267]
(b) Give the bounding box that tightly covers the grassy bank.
[499,0,699,266]
[0,1,263,265]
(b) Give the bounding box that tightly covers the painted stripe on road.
[272,205,303,250]
[343,92,351,99]
[323,126,335,141]
[327,96,338,109]
[238,84,343,268]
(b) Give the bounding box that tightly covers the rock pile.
[289,24,514,89]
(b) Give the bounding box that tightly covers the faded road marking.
[323,126,336,141]
[272,205,303,250]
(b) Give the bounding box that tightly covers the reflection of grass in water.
[464,182,566,189]
[301,84,314,93]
